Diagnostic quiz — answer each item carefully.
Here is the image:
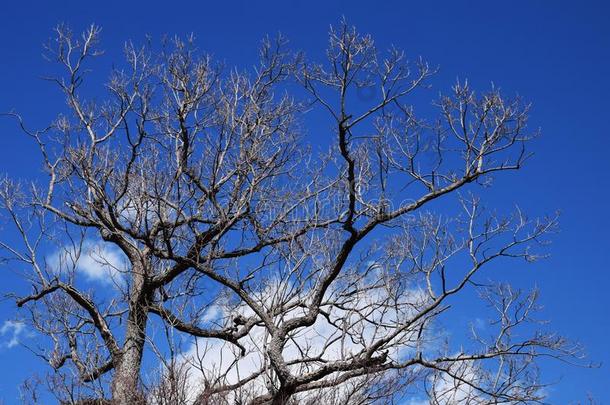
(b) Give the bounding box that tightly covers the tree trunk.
[111,306,148,404]
[271,387,295,405]
[111,343,146,404]
[111,263,150,405]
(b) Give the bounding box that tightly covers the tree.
[1,21,580,404]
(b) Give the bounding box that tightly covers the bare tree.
[1,21,581,405]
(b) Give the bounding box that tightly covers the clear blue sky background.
[0,1,608,403]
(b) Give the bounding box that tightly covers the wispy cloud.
[171,276,431,403]
[47,239,127,285]
[0,320,27,348]
[401,400,428,405]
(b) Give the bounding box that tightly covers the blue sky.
[0,0,608,403]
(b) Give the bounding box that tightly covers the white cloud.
[151,269,540,404]
[167,275,432,404]
[152,265,535,404]
[48,239,127,285]
[401,399,428,405]
[397,362,482,405]
[0,320,27,348]
[430,362,480,403]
